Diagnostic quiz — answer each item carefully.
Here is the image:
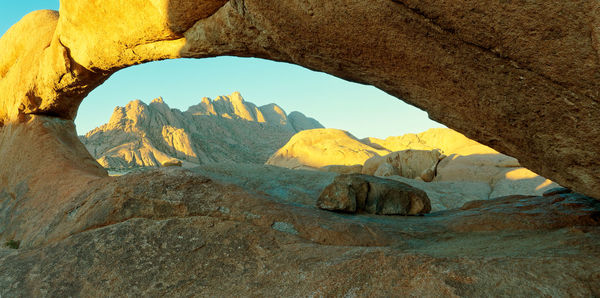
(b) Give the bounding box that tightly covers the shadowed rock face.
[317,174,431,215]
[0,2,598,194]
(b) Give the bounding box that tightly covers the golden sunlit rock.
[82,93,323,168]
[0,0,597,196]
[266,128,390,169]
[1,1,600,295]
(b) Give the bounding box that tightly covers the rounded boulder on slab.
[317,174,431,216]
[364,176,431,215]
[317,174,369,213]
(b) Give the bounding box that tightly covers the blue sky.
[1,1,444,139]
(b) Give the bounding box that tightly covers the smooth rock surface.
[319,164,363,175]
[366,149,444,179]
[0,1,598,197]
[266,128,389,169]
[1,166,599,296]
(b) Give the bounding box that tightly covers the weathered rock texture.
[0,0,598,197]
[1,167,599,296]
[81,92,322,168]
[1,2,600,295]
[317,174,431,215]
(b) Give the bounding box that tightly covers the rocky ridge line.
[81,92,323,169]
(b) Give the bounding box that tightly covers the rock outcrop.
[362,149,445,182]
[266,128,390,169]
[270,128,560,199]
[317,174,431,215]
[1,1,600,295]
[362,128,499,156]
[0,0,597,197]
[81,92,323,169]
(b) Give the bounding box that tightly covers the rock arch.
[0,0,599,198]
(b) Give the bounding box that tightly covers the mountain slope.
[81,92,323,169]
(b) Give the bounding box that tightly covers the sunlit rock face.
[0,0,598,196]
[266,128,391,169]
[269,128,560,210]
[81,92,323,168]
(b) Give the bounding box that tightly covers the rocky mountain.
[81,92,323,169]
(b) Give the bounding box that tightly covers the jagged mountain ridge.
[81,92,323,168]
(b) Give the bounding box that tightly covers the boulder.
[489,168,559,198]
[435,155,560,198]
[364,177,431,215]
[374,162,400,177]
[317,174,431,215]
[419,166,436,182]
[364,149,444,181]
[435,154,513,183]
[362,155,387,176]
[385,149,444,179]
[317,174,368,213]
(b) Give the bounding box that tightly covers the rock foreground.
[1,166,599,296]
[0,0,598,197]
